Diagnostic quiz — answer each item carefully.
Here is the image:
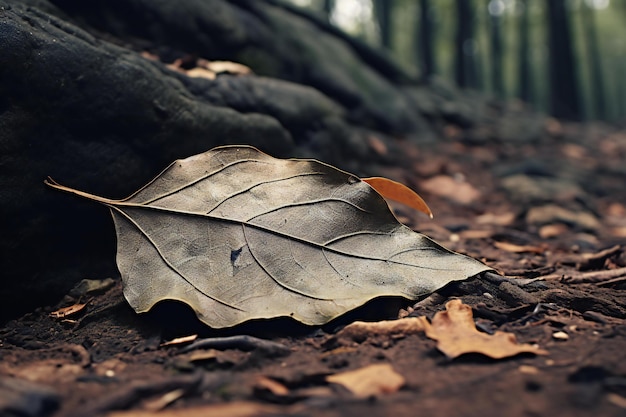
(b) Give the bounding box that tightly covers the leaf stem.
[44,177,118,205]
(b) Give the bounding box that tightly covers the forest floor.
[1,117,626,417]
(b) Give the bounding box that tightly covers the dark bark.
[546,0,582,120]
[517,0,533,103]
[374,0,393,49]
[454,0,478,89]
[488,0,504,97]
[323,0,334,18]
[417,0,435,77]
[581,3,606,120]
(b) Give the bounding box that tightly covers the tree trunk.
[455,0,478,89]
[488,0,504,97]
[546,0,582,120]
[374,0,393,50]
[581,2,606,120]
[323,0,334,18]
[517,0,533,103]
[417,0,435,78]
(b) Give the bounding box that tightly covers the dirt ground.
[1,118,626,417]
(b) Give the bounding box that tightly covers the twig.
[576,245,622,269]
[179,335,290,356]
[541,267,626,284]
[597,276,626,287]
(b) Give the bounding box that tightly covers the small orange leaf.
[362,177,433,218]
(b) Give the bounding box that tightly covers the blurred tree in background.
[289,0,625,123]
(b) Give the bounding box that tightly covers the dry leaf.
[107,401,286,417]
[367,136,388,155]
[538,224,568,238]
[160,335,198,347]
[420,175,480,205]
[49,302,88,319]
[335,317,428,343]
[494,241,545,254]
[184,349,219,362]
[475,212,515,226]
[254,376,290,397]
[46,145,490,328]
[362,177,433,218]
[424,299,547,359]
[326,364,404,397]
[185,67,216,80]
[203,60,251,75]
[142,389,186,412]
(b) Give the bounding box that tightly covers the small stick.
[577,245,622,269]
[179,335,290,356]
[541,267,626,284]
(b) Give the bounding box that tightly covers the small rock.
[552,331,569,340]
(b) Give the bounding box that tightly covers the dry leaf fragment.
[160,335,198,347]
[494,241,546,254]
[49,302,88,319]
[185,67,217,80]
[46,145,490,328]
[362,177,433,218]
[367,136,388,155]
[254,376,290,397]
[202,60,252,76]
[335,317,428,343]
[424,299,547,359]
[420,175,481,205]
[107,401,286,417]
[326,364,404,397]
[142,389,186,412]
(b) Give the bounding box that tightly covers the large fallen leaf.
[424,299,547,359]
[46,145,490,328]
[326,364,405,397]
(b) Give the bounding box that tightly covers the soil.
[2,120,626,417]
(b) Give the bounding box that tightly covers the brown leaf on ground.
[254,376,290,399]
[107,401,288,417]
[362,177,433,218]
[46,145,489,329]
[420,175,481,205]
[159,335,198,347]
[184,67,216,80]
[201,60,252,76]
[494,241,546,254]
[475,212,516,226]
[367,135,388,155]
[424,299,548,359]
[326,364,405,397]
[334,317,429,343]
